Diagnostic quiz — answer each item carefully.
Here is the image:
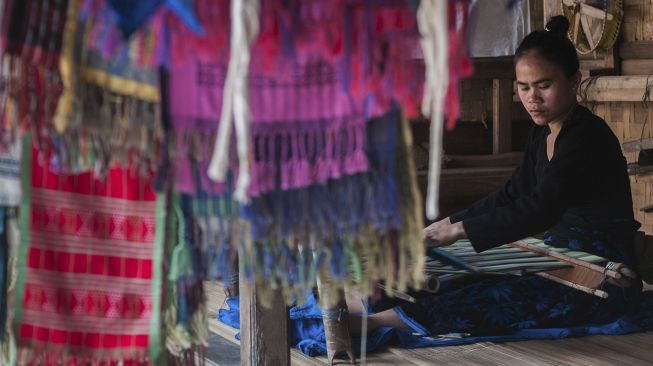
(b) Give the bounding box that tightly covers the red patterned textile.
[14,144,163,363]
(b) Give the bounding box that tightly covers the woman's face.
[515,53,580,127]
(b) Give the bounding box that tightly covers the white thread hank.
[207,0,260,203]
[418,0,449,220]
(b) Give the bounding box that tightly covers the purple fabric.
[169,55,368,196]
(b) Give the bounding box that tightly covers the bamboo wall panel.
[623,0,653,42]
[597,101,653,234]
[459,79,493,122]
[620,1,653,75]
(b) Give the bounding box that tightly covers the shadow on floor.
[205,332,240,366]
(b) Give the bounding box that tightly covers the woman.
[348,16,642,336]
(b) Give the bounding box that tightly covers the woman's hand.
[423,218,467,248]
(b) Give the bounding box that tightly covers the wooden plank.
[506,335,653,366]
[620,41,653,59]
[471,57,515,80]
[622,59,653,75]
[580,76,653,102]
[579,48,616,72]
[239,270,291,366]
[493,79,513,154]
[386,343,549,366]
[444,152,523,169]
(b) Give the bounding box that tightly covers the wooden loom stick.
[509,240,622,280]
[536,272,609,299]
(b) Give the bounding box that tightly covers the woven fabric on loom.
[13,138,165,363]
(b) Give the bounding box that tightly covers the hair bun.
[545,15,570,35]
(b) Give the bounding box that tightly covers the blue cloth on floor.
[218,290,653,357]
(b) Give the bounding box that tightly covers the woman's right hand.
[423,217,466,247]
[424,217,452,234]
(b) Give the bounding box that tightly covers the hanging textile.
[53,0,163,173]
[168,0,423,197]
[163,0,426,301]
[162,193,213,360]
[106,0,166,38]
[0,209,8,343]
[3,0,70,150]
[13,136,166,363]
[0,207,18,366]
[0,137,20,207]
[106,0,204,38]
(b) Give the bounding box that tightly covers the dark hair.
[514,15,579,78]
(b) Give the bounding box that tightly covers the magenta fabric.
[166,0,425,195]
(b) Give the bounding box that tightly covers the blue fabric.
[107,0,203,38]
[218,286,653,357]
[107,0,164,37]
[166,0,205,36]
[218,293,394,356]
[544,214,639,268]
[390,275,644,337]
[0,207,7,341]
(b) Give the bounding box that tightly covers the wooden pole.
[239,267,290,366]
[492,78,513,155]
[316,273,355,366]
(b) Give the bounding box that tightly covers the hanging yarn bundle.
[207,0,260,203]
[419,0,475,220]
[419,0,449,221]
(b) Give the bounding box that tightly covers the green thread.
[12,132,32,342]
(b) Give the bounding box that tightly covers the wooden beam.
[579,48,616,72]
[471,57,515,80]
[444,152,523,169]
[579,75,653,102]
[621,59,653,75]
[492,79,513,154]
[620,41,653,59]
[239,268,290,366]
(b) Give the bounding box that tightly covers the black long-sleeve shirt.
[450,106,639,263]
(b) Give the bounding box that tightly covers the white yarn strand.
[418,0,449,220]
[207,0,260,203]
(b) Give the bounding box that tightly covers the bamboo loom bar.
[537,272,609,298]
[424,238,623,299]
[508,240,622,280]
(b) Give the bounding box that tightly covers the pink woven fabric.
[167,0,424,195]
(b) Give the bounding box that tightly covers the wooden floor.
[206,282,653,366]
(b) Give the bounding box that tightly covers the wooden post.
[316,273,355,366]
[492,78,513,155]
[239,270,290,366]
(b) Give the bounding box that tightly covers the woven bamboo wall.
[622,0,653,74]
[623,0,653,41]
[594,101,653,233]
[596,0,653,233]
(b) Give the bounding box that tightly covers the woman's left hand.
[423,221,467,247]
